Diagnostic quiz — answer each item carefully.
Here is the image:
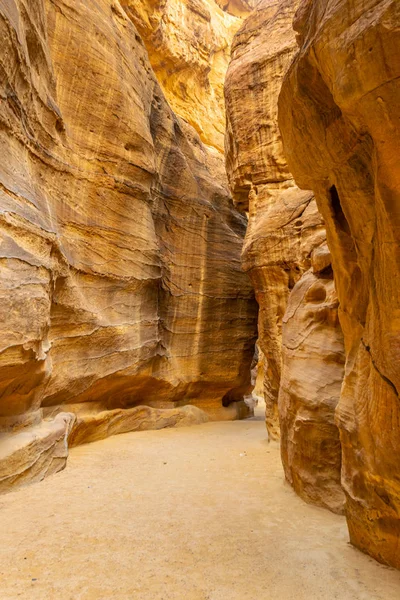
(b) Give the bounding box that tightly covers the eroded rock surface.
[0,413,75,495]
[0,0,257,491]
[122,0,253,151]
[215,0,257,18]
[225,0,345,511]
[279,0,400,567]
[68,404,210,448]
[279,247,345,514]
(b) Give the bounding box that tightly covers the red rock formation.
[0,0,257,491]
[279,0,400,567]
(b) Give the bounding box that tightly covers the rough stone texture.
[279,0,400,567]
[0,413,75,494]
[225,0,324,436]
[241,185,325,439]
[68,405,210,448]
[279,248,345,514]
[215,0,258,18]
[225,0,345,512]
[0,0,257,489]
[122,0,253,152]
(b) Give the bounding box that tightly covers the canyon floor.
[1,404,399,600]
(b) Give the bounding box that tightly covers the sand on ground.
[0,404,400,600]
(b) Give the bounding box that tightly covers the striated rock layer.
[0,0,257,491]
[225,0,344,517]
[279,0,400,566]
[225,0,324,438]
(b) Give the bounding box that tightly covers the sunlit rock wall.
[279,0,400,567]
[122,0,254,151]
[0,0,258,492]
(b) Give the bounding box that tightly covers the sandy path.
[0,406,399,600]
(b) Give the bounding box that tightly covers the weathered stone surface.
[241,184,325,438]
[68,404,210,448]
[0,0,257,489]
[279,0,400,567]
[122,0,252,151]
[225,0,324,434]
[0,413,75,494]
[225,0,345,511]
[279,261,345,514]
[0,404,211,493]
[226,0,298,201]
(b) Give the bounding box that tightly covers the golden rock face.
[0,0,257,491]
[122,0,253,151]
[225,0,307,437]
[215,0,258,18]
[225,0,345,514]
[279,252,345,515]
[279,0,400,568]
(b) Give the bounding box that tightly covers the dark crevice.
[361,339,399,399]
[319,264,333,278]
[329,185,351,235]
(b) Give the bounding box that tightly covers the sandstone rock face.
[225,0,322,432]
[241,185,326,439]
[122,0,253,151]
[215,0,257,18]
[68,404,210,448]
[0,413,75,494]
[279,247,345,514]
[279,0,400,567]
[225,0,345,510]
[0,0,257,491]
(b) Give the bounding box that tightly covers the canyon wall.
[0,0,258,492]
[225,0,318,439]
[121,0,253,151]
[279,0,400,567]
[225,0,345,512]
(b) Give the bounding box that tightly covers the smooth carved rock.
[0,0,257,489]
[225,0,345,511]
[0,405,210,493]
[68,405,210,447]
[279,264,345,514]
[279,0,400,567]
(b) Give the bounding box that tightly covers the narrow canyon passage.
[1,0,399,589]
[1,408,399,600]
